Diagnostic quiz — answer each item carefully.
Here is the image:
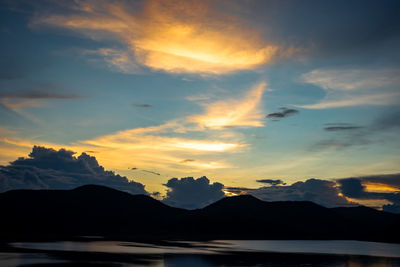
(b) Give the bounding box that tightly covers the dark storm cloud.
[226,179,352,208]
[133,104,152,108]
[256,179,286,186]
[162,176,224,209]
[0,146,147,195]
[337,174,400,213]
[266,107,299,119]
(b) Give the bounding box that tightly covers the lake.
[1,240,400,266]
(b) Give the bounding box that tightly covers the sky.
[1,0,400,211]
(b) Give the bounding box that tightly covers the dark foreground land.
[0,184,399,243]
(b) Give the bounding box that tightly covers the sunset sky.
[1,0,400,211]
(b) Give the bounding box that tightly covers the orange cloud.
[189,82,266,129]
[35,0,281,74]
[82,126,244,153]
[364,182,400,193]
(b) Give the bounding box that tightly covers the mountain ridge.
[1,184,399,242]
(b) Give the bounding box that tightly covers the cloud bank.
[226,179,352,208]
[0,146,147,194]
[1,147,399,213]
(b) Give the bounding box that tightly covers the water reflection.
[3,240,400,266]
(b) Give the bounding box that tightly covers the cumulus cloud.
[0,146,147,194]
[226,179,353,208]
[33,0,288,74]
[266,107,299,120]
[299,68,400,109]
[162,176,224,209]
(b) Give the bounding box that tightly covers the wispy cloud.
[0,92,81,99]
[0,91,82,122]
[299,68,400,109]
[133,104,152,108]
[82,126,244,153]
[266,107,299,120]
[84,48,141,74]
[188,82,266,129]
[324,123,364,132]
[33,0,290,74]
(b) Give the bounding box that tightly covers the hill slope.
[0,185,399,242]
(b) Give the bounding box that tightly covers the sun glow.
[223,190,239,197]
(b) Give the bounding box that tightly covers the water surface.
[3,240,400,266]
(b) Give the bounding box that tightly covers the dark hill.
[0,185,399,242]
[0,185,185,240]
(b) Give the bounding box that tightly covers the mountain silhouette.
[0,185,399,242]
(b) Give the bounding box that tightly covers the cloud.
[84,48,141,74]
[0,146,147,194]
[266,107,299,119]
[337,175,400,213]
[162,176,224,209]
[0,92,81,99]
[225,179,353,208]
[299,68,400,109]
[75,120,242,172]
[0,91,82,111]
[312,111,400,151]
[324,123,364,131]
[33,0,287,74]
[141,170,161,176]
[256,179,286,186]
[83,126,243,153]
[188,82,266,129]
[0,107,245,175]
[133,104,152,108]
[180,159,195,163]
[130,167,161,176]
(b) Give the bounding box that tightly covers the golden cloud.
[189,82,266,129]
[364,182,400,193]
[0,117,244,175]
[36,0,280,74]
